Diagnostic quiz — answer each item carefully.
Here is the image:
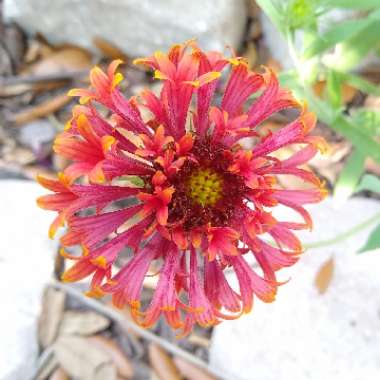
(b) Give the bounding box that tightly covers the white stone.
[3,0,247,56]
[210,198,380,380]
[0,180,57,380]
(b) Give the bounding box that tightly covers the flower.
[38,41,326,335]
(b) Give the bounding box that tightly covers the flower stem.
[304,212,380,249]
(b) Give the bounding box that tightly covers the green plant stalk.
[285,29,380,164]
[304,212,380,249]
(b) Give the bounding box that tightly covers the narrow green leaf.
[256,0,286,35]
[330,21,380,71]
[342,72,380,97]
[326,70,343,109]
[303,19,372,59]
[330,116,380,164]
[358,223,380,253]
[356,174,380,193]
[333,149,365,201]
[327,0,380,10]
[351,109,380,137]
[278,73,380,163]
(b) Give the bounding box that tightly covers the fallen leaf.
[188,334,211,349]
[87,335,134,379]
[24,33,55,63]
[2,23,26,69]
[313,80,357,104]
[315,257,335,294]
[22,46,92,76]
[2,146,35,165]
[38,287,66,348]
[54,335,117,380]
[242,42,257,69]
[148,344,182,380]
[59,310,110,336]
[173,357,217,380]
[49,367,69,380]
[0,43,13,76]
[0,80,66,97]
[36,351,59,380]
[11,93,71,125]
[93,37,129,61]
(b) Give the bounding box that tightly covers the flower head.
[38,41,326,335]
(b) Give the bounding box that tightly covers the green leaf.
[326,70,343,109]
[256,0,286,35]
[330,116,380,164]
[326,0,380,10]
[351,109,380,137]
[329,21,380,71]
[304,18,372,59]
[278,73,380,164]
[342,72,380,97]
[358,223,380,253]
[333,149,365,201]
[356,174,380,193]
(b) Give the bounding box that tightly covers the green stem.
[304,212,380,249]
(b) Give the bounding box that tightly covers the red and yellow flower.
[38,41,326,335]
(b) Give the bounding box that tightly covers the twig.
[49,281,239,380]
[0,70,89,86]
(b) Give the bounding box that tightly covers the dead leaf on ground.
[36,351,59,380]
[148,344,182,380]
[59,310,110,336]
[188,334,211,349]
[364,94,380,110]
[49,367,70,380]
[93,37,129,61]
[24,34,55,63]
[0,80,67,97]
[0,43,13,76]
[173,357,217,380]
[2,146,36,165]
[87,335,134,379]
[54,335,117,380]
[313,80,357,104]
[38,287,66,348]
[243,42,257,69]
[315,256,335,294]
[21,46,92,76]
[11,93,71,125]
[2,23,26,69]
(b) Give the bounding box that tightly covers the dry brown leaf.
[173,357,217,380]
[24,36,55,63]
[54,335,117,380]
[2,146,35,165]
[22,46,92,76]
[243,42,257,69]
[0,80,67,97]
[188,334,211,349]
[0,82,33,97]
[93,37,129,61]
[36,352,59,380]
[148,344,182,380]
[11,93,71,125]
[49,367,70,380]
[313,80,357,104]
[38,287,66,348]
[315,257,335,294]
[59,310,110,336]
[87,335,134,379]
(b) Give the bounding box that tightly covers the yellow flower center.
[186,167,223,207]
